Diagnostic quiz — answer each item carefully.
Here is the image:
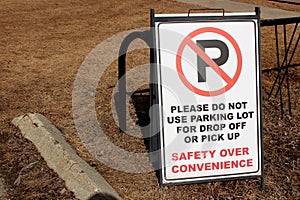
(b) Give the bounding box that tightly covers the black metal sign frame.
[150,8,264,188]
[111,8,300,190]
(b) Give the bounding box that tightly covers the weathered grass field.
[0,0,299,199]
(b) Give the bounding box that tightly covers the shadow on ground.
[89,193,119,200]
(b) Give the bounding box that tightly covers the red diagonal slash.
[185,37,232,84]
[176,27,242,96]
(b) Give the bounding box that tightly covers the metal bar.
[261,16,300,27]
[118,42,127,131]
[274,31,300,115]
[267,25,281,100]
[275,23,299,97]
[118,30,151,132]
[285,24,292,115]
[279,24,287,117]
[286,61,292,115]
[154,15,260,23]
[151,8,164,186]
[256,7,265,191]
[262,63,300,72]
[264,21,299,117]
[187,8,225,17]
[275,34,300,94]
[149,8,158,164]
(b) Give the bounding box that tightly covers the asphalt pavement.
[176,0,299,19]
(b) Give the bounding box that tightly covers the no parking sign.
[176,27,242,96]
[151,9,263,186]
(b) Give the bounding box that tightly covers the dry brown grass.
[0,0,299,199]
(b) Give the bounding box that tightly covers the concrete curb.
[12,113,122,200]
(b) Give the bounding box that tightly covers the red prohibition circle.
[176,27,242,96]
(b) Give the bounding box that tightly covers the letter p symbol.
[197,40,229,82]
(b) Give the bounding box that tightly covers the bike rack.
[117,30,153,131]
[261,16,300,117]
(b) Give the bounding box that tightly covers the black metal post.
[118,30,151,131]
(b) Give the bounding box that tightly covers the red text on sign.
[219,147,249,157]
[172,150,216,161]
[171,159,253,173]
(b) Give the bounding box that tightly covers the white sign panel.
[155,15,262,185]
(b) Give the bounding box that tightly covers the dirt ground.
[0,0,299,199]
